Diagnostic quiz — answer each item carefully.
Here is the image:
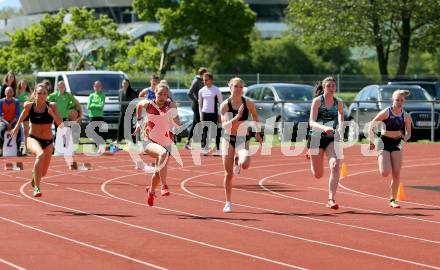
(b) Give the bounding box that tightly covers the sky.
[0,0,21,9]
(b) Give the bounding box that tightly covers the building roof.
[20,0,288,15]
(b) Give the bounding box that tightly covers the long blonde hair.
[228,77,244,88]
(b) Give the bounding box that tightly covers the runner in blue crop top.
[369,90,412,208]
[11,83,62,198]
[308,77,344,210]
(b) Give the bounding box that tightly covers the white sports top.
[198,85,223,114]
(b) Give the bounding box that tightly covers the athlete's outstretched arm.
[368,109,388,149]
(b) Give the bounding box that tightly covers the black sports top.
[227,97,249,121]
[28,102,53,124]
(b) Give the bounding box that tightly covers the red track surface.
[1,144,439,269]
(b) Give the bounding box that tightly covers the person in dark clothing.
[117,79,138,142]
[1,71,17,99]
[185,67,208,150]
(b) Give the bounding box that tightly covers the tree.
[287,0,440,81]
[112,36,162,73]
[62,7,130,70]
[0,7,23,20]
[2,10,68,73]
[194,33,361,75]
[133,0,256,75]
[0,7,129,73]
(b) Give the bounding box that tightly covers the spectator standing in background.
[87,81,106,147]
[117,78,138,142]
[185,67,208,150]
[1,71,17,98]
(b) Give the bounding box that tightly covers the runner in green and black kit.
[308,77,344,210]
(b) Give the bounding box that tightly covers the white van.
[36,71,127,134]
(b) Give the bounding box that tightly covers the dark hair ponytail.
[314,81,324,97]
[314,76,336,97]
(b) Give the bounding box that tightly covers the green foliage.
[194,33,362,75]
[1,11,68,73]
[132,0,256,75]
[287,0,440,77]
[63,7,130,70]
[132,0,177,21]
[0,7,129,73]
[249,35,318,74]
[125,36,161,73]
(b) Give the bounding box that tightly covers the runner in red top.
[134,83,180,206]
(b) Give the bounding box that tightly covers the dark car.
[170,89,194,141]
[388,78,440,100]
[348,84,440,140]
[244,83,315,140]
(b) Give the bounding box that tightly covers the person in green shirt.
[87,81,106,144]
[48,80,82,122]
[87,81,105,120]
[16,79,32,154]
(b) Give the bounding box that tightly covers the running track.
[0,144,439,269]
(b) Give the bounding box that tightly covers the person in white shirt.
[198,73,223,156]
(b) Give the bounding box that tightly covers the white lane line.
[339,163,440,209]
[114,181,138,187]
[19,179,306,270]
[259,165,440,225]
[44,182,59,187]
[307,187,368,197]
[0,191,22,199]
[180,171,440,269]
[0,258,26,270]
[66,188,110,199]
[270,181,297,187]
[12,156,440,268]
[100,176,307,269]
[0,217,167,270]
[170,192,197,199]
[192,180,285,199]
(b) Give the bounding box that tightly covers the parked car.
[36,71,127,139]
[244,83,314,140]
[170,89,193,141]
[348,84,440,140]
[171,87,233,141]
[218,86,248,100]
[388,78,440,100]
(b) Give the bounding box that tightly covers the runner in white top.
[198,72,223,156]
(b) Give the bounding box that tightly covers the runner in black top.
[12,83,62,197]
[219,77,262,213]
[309,77,344,210]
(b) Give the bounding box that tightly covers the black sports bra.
[29,102,53,124]
[227,97,249,121]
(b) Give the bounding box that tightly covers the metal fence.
[78,98,440,142]
[129,73,439,93]
[130,73,381,93]
[18,72,439,93]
